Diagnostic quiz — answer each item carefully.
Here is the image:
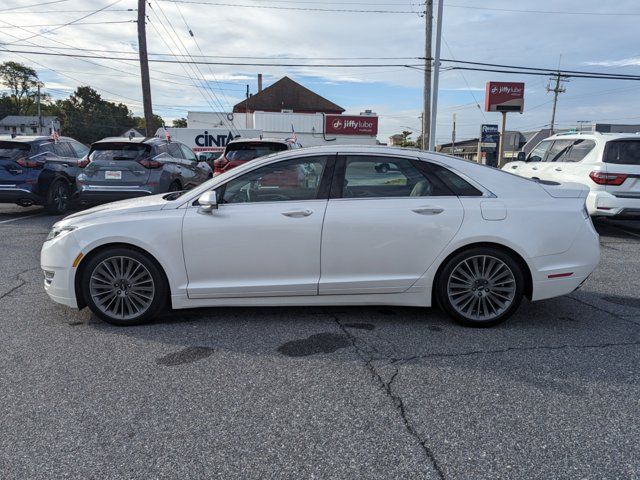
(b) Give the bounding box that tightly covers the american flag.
[290,124,297,142]
[163,125,171,142]
[50,121,59,143]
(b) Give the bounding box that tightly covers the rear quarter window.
[603,140,640,165]
[427,163,483,196]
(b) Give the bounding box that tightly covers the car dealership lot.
[1,205,639,479]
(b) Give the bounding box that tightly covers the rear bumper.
[529,219,600,301]
[587,190,640,218]
[77,185,155,204]
[0,185,42,204]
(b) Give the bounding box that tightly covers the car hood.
[57,194,171,226]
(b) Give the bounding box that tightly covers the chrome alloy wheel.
[89,256,155,320]
[446,255,517,321]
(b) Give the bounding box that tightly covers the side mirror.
[198,190,218,212]
[517,151,526,162]
[198,154,208,162]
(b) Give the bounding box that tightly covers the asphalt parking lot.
[1,204,639,480]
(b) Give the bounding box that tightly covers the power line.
[156,0,423,14]
[0,8,135,14]
[0,20,136,29]
[0,0,71,12]
[3,0,123,45]
[443,3,640,16]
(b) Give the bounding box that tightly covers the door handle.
[281,209,313,218]
[510,165,518,169]
[532,166,538,170]
[412,207,444,215]
[555,167,562,171]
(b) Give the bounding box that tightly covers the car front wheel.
[82,247,167,326]
[436,247,525,327]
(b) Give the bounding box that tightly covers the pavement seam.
[333,315,446,480]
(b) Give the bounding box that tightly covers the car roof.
[227,137,295,145]
[93,136,166,145]
[545,132,640,142]
[0,135,78,144]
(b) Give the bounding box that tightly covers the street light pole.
[422,0,433,151]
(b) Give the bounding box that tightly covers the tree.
[133,113,164,135]
[0,61,40,115]
[56,86,137,144]
[172,117,187,128]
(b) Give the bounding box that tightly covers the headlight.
[46,225,77,241]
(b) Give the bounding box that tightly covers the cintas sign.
[485,82,525,113]
[325,115,378,136]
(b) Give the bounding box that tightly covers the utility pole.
[422,0,433,151]
[451,113,456,152]
[428,0,443,151]
[547,72,567,134]
[36,83,42,135]
[137,0,154,137]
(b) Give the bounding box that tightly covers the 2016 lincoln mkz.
[41,146,600,327]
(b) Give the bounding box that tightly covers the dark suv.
[213,137,302,175]
[0,135,88,214]
[76,137,212,204]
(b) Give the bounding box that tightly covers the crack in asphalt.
[333,315,446,480]
[569,294,640,328]
[394,340,640,365]
[0,267,40,302]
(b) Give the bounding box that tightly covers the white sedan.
[41,146,600,327]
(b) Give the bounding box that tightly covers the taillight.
[16,157,44,168]
[589,171,628,186]
[214,157,228,174]
[77,156,90,168]
[138,157,162,169]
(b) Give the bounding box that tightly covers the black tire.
[44,179,70,214]
[168,180,182,192]
[81,247,168,326]
[435,246,525,328]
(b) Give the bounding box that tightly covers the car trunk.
[603,139,640,198]
[538,180,589,199]
[0,141,36,185]
[83,143,152,187]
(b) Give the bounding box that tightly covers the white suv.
[504,132,640,218]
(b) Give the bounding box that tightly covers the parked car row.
[0,135,211,214]
[503,131,640,218]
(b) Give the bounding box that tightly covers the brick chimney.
[258,73,263,93]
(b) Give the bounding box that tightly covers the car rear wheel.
[436,247,524,327]
[82,247,167,326]
[45,180,70,214]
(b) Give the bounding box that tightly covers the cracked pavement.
[0,205,639,479]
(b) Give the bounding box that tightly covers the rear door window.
[562,139,595,163]
[180,144,197,162]
[341,156,451,198]
[603,140,640,165]
[168,143,184,159]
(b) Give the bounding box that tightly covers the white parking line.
[607,223,640,239]
[0,213,43,224]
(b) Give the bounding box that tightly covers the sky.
[1,0,640,144]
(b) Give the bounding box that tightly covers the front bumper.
[41,231,83,309]
[586,190,640,218]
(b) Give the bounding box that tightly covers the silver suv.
[77,137,212,204]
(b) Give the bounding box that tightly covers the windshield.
[225,142,287,162]
[89,143,150,162]
[0,141,31,160]
[603,140,640,165]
